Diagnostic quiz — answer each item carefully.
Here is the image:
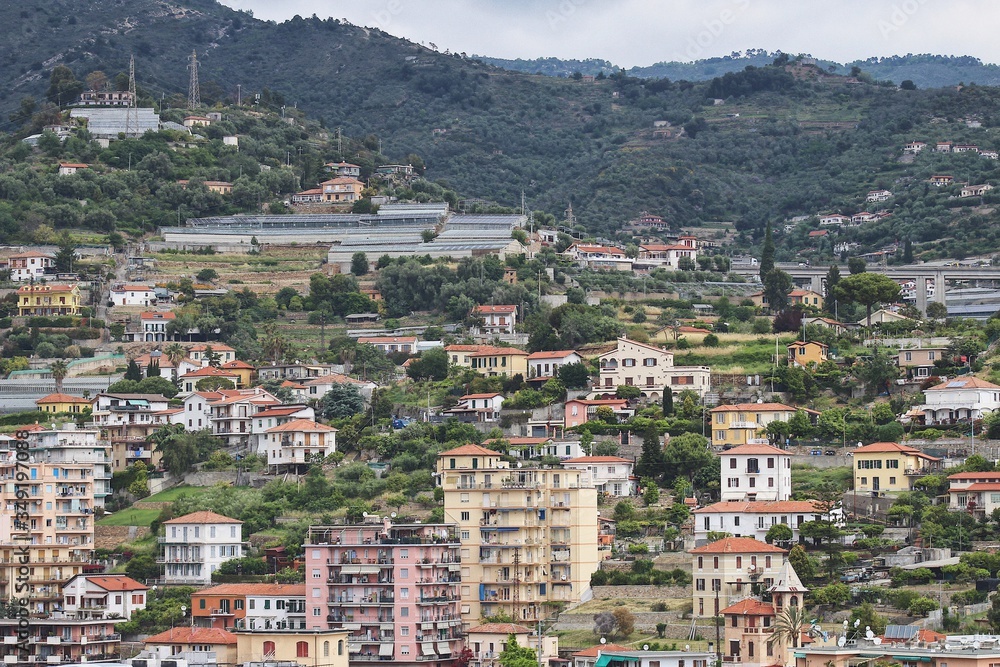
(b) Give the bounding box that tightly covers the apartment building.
[693,500,826,546]
[261,419,338,472]
[467,623,559,667]
[719,443,792,502]
[9,250,55,281]
[471,305,518,336]
[0,424,110,614]
[0,618,122,664]
[232,627,351,667]
[561,456,635,497]
[62,574,148,620]
[437,444,599,623]
[304,522,464,666]
[209,388,281,447]
[89,392,174,472]
[852,442,942,495]
[710,403,798,448]
[597,337,711,399]
[17,283,83,316]
[158,511,245,585]
[192,583,306,631]
[948,471,1000,517]
[689,537,787,618]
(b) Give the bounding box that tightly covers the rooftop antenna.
[125,54,138,138]
[187,49,201,108]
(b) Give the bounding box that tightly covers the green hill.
[5,1,1000,261]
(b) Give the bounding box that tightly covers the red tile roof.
[948,472,1000,480]
[474,305,518,314]
[853,442,940,460]
[221,360,255,369]
[164,511,241,525]
[439,444,502,457]
[960,482,1000,491]
[145,627,237,645]
[181,366,240,378]
[720,599,775,615]
[694,500,822,514]
[140,311,176,320]
[83,575,148,591]
[710,403,795,413]
[572,644,632,657]
[265,418,337,433]
[927,377,1000,391]
[36,393,91,404]
[689,537,786,554]
[460,393,504,400]
[468,346,529,357]
[527,350,580,360]
[195,583,305,596]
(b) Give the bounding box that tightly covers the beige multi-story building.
[689,537,787,618]
[437,444,599,623]
[0,425,111,615]
[596,337,711,399]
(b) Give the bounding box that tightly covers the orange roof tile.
[83,575,148,591]
[710,403,796,413]
[265,418,337,433]
[948,472,1000,480]
[720,599,775,615]
[853,442,940,460]
[474,305,518,314]
[164,511,242,525]
[439,444,503,457]
[527,350,580,360]
[36,393,91,404]
[689,537,786,554]
[461,393,503,400]
[140,311,176,320]
[468,346,529,357]
[927,377,1000,391]
[195,583,305,597]
[221,360,256,369]
[694,500,822,514]
[145,627,237,645]
[572,644,632,657]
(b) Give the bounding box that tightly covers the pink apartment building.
[305,522,463,667]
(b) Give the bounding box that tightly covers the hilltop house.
[852,442,942,494]
[596,337,711,399]
[917,377,1000,425]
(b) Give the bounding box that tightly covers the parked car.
[810,448,823,456]
[825,449,837,456]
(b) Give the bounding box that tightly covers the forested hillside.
[6,1,1000,261]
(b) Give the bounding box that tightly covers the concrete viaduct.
[732,263,1000,313]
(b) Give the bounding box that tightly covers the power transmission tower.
[125,54,138,138]
[187,49,200,108]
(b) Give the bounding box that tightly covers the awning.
[349,643,361,654]
[891,657,931,663]
[421,643,437,656]
[340,566,362,574]
[421,623,434,630]
[595,655,638,667]
[437,642,452,655]
[380,644,394,657]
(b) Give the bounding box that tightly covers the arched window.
[338,640,344,656]
[263,641,275,657]
[789,595,799,608]
[323,642,330,657]
[297,641,309,658]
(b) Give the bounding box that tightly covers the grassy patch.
[97,508,162,527]
[792,465,853,495]
[144,485,212,503]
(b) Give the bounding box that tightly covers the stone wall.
[590,585,689,600]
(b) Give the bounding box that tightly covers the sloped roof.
[36,393,91,404]
[164,511,242,525]
[81,575,148,591]
[527,350,580,360]
[195,583,305,597]
[563,456,633,464]
[719,599,775,615]
[854,442,940,461]
[694,500,822,514]
[265,418,337,433]
[927,377,1000,391]
[722,443,788,456]
[710,403,795,413]
[439,444,502,457]
[145,627,237,645]
[689,537,786,554]
[768,559,807,594]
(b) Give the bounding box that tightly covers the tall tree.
[124,359,142,383]
[663,432,713,489]
[902,239,913,264]
[165,343,186,381]
[49,360,68,394]
[759,223,775,280]
[836,273,902,326]
[54,233,76,273]
[763,269,793,312]
[769,605,806,651]
[350,252,369,276]
[635,426,665,480]
[824,264,841,316]
[662,388,674,417]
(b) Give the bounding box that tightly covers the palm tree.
[769,605,806,652]
[165,343,186,382]
[50,360,69,394]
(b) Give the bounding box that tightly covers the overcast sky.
[217,0,1000,66]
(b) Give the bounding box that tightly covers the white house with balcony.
[471,305,518,335]
[261,419,337,472]
[719,443,792,502]
[443,392,506,422]
[561,456,635,496]
[596,337,711,399]
[159,511,244,585]
[692,500,826,546]
[110,284,156,307]
[917,377,1000,425]
[948,471,1000,518]
[62,574,148,620]
[527,350,583,381]
[138,311,178,343]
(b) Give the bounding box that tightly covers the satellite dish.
[854,619,861,628]
[975,642,982,650]
[685,645,690,652]
[643,645,649,651]
[600,638,607,645]
[838,637,846,648]
[363,512,369,518]
[390,512,397,518]
[843,620,849,629]
[865,629,874,640]
[873,638,882,646]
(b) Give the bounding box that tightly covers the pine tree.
[124,359,142,382]
[903,238,913,264]
[662,389,674,417]
[759,222,775,280]
[824,264,841,316]
[635,426,665,480]
[146,360,160,379]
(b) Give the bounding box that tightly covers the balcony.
[211,609,235,616]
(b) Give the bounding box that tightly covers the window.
[338,641,344,656]
[401,627,409,637]
[400,568,408,579]
[889,477,897,485]
[401,607,408,617]
[210,526,216,538]
[263,641,276,656]
[644,358,656,366]
[623,358,636,367]
[401,588,409,599]
[696,579,705,591]
[716,414,725,424]
[767,457,774,468]
[729,458,736,469]
[324,642,330,657]
[312,569,321,579]
[296,641,309,658]
[461,531,470,539]
[697,557,703,569]
[199,599,206,609]
[461,512,470,521]
[235,599,244,610]
[400,549,408,559]
[736,557,742,568]
[713,557,719,569]
[265,600,271,609]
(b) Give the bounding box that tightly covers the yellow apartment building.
[437,444,599,624]
[787,340,828,368]
[36,393,92,414]
[18,283,82,316]
[852,441,942,494]
[469,347,529,378]
[709,403,798,447]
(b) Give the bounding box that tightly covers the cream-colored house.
[597,337,711,399]
[233,628,350,667]
[852,441,942,494]
[437,444,599,623]
[689,537,787,618]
